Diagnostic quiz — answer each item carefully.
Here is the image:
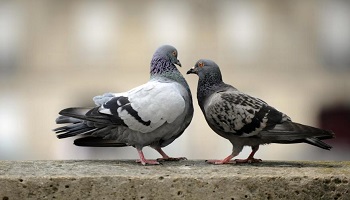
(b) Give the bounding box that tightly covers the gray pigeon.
[187,59,335,164]
[54,45,193,165]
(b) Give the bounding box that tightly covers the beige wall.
[0,0,349,160]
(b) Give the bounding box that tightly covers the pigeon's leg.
[235,145,262,163]
[136,149,160,165]
[206,144,243,164]
[154,147,187,162]
[206,154,237,164]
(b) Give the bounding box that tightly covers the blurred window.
[319,0,350,71]
[0,1,23,77]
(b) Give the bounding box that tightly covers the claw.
[205,154,235,165]
[136,159,160,165]
[154,147,186,162]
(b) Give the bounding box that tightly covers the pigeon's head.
[154,45,181,67]
[187,59,221,78]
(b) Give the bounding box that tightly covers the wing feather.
[98,80,186,133]
[205,90,285,137]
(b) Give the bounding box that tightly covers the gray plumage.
[54,45,194,165]
[187,59,334,164]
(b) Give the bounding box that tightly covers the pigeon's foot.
[234,158,262,163]
[153,147,187,162]
[137,149,160,165]
[205,159,236,165]
[233,146,262,164]
[205,154,236,165]
[136,159,160,165]
[157,157,187,162]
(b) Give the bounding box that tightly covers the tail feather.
[74,136,127,147]
[53,123,81,134]
[59,107,112,124]
[54,122,99,139]
[304,138,332,150]
[55,116,82,124]
[54,123,85,133]
[53,107,126,147]
[260,121,335,149]
[54,107,105,139]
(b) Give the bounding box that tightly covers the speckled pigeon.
[54,45,193,165]
[187,59,335,164]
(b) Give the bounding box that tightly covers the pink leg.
[136,149,160,165]
[206,154,236,165]
[154,147,187,161]
[235,145,262,163]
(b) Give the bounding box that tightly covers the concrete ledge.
[0,160,349,199]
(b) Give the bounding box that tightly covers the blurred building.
[0,0,349,161]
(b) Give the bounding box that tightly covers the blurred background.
[0,0,349,161]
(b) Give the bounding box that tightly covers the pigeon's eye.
[198,62,204,67]
[172,51,177,56]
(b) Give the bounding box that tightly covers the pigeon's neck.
[150,57,190,91]
[197,74,225,110]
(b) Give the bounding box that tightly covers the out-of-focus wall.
[0,0,349,161]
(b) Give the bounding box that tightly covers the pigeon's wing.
[98,80,186,133]
[54,80,186,139]
[205,89,286,137]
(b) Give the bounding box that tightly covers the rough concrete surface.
[0,160,349,200]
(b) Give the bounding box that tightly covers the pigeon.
[187,59,335,164]
[54,45,194,165]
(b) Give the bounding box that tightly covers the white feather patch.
[117,80,186,133]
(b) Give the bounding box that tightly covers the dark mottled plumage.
[187,59,335,164]
[54,45,193,165]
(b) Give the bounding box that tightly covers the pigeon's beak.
[186,67,197,75]
[175,59,182,67]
